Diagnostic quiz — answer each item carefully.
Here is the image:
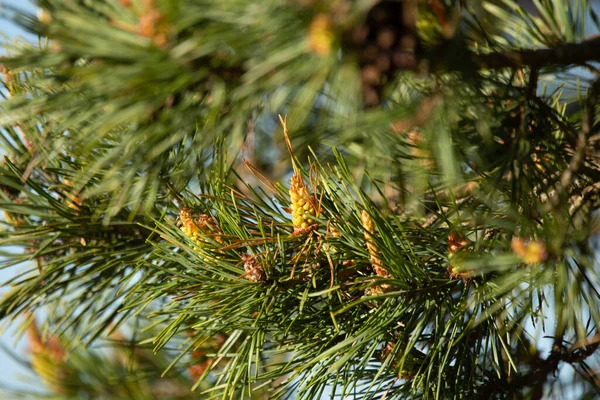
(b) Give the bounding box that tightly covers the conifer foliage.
[1,0,600,398]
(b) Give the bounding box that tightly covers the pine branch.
[1,1,600,398]
[482,333,600,396]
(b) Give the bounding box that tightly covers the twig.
[525,68,539,100]
[473,36,600,70]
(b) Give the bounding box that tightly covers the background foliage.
[0,0,600,398]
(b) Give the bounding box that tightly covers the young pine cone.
[242,253,266,283]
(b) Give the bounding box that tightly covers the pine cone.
[345,0,422,106]
[242,253,266,283]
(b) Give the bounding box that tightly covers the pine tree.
[1,0,600,398]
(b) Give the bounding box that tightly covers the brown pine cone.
[344,1,422,106]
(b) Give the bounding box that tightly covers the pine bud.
[448,232,472,279]
[448,232,470,255]
[511,237,548,265]
[280,114,319,236]
[328,223,342,238]
[137,1,169,47]
[290,173,318,234]
[37,9,52,24]
[179,207,223,246]
[510,237,527,258]
[0,65,15,97]
[242,253,266,283]
[308,14,334,56]
[361,210,389,279]
[28,323,67,394]
[361,211,392,294]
